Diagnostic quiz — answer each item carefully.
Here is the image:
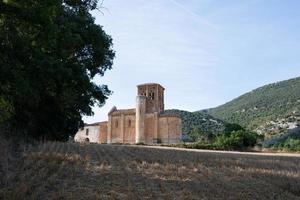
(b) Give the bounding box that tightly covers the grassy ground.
[1,142,300,200]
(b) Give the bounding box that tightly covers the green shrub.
[172,129,260,151]
[189,126,215,142]
[214,130,259,150]
[273,137,300,151]
[284,138,300,151]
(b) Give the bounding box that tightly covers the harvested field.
[1,142,300,200]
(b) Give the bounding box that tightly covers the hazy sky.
[84,0,300,123]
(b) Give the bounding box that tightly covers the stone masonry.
[75,83,182,144]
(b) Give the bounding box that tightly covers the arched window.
[128,119,131,127]
[86,129,89,136]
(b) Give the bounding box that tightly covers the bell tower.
[137,83,165,113]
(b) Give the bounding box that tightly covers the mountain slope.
[206,76,300,133]
[164,109,225,135]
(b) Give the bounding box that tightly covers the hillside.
[164,109,225,135]
[206,76,300,135]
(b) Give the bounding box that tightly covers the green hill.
[206,76,300,134]
[164,109,225,136]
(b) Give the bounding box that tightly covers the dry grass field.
[1,142,300,200]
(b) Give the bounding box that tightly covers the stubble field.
[1,142,300,200]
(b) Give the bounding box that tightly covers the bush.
[184,142,216,150]
[273,137,300,151]
[189,126,215,142]
[283,138,300,151]
[224,123,244,136]
[172,128,260,151]
[214,130,259,150]
[264,131,300,151]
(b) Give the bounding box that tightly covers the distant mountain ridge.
[205,76,300,135]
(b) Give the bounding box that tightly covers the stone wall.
[145,113,155,144]
[74,125,100,143]
[99,122,108,143]
[108,111,181,144]
[109,109,136,144]
[110,115,122,143]
[158,116,182,144]
[124,114,136,144]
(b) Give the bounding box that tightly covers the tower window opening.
[86,129,89,136]
[115,121,118,128]
[148,92,155,100]
[128,120,131,127]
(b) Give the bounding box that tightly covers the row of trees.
[164,109,261,150]
[0,0,114,140]
[187,123,262,150]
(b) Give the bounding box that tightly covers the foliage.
[0,0,114,140]
[164,109,225,138]
[173,141,217,150]
[223,123,244,136]
[189,126,214,142]
[274,138,300,151]
[206,77,300,130]
[214,130,259,150]
[174,121,259,150]
[266,131,300,152]
[0,97,14,124]
[278,138,300,151]
[164,109,259,149]
[261,131,300,148]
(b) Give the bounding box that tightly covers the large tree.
[0,0,115,140]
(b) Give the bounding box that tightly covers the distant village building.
[75,83,182,144]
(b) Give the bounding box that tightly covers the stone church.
[75,83,182,144]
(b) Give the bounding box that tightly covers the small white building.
[74,123,100,143]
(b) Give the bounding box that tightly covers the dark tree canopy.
[0,0,115,140]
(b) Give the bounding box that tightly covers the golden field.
[1,142,300,200]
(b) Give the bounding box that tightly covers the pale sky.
[84,0,300,123]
